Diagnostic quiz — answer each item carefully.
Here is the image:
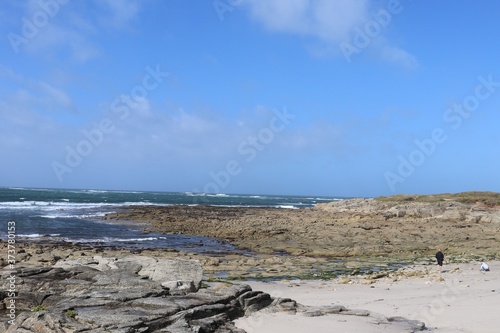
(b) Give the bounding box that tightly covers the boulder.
[55,255,203,293]
[121,256,203,293]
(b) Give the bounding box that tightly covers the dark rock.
[1,257,426,332]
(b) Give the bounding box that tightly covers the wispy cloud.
[243,0,417,67]
[97,0,141,29]
[37,81,74,110]
[0,91,62,148]
[377,43,418,70]
[27,26,99,63]
[245,0,368,41]
[1,66,76,113]
[7,0,141,62]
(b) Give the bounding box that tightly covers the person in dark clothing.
[436,250,444,271]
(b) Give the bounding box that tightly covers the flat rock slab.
[55,255,203,293]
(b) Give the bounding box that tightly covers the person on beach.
[480,262,490,272]
[435,250,444,271]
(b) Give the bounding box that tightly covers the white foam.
[276,205,299,209]
[185,192,230,197]
[0,201,164,211]
[17,234,43,238]
[39,212,107,219]
[67,236,161,243]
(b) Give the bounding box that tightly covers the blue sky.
[1,0,500,197]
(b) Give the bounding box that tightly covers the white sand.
[235,262,500,333]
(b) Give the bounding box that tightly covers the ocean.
[0,187,344,253]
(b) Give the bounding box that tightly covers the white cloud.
[97,0,141,29]
[171,109,218,134]
[243,0,417,68]
[24,22,99,62]
[0,92,63,150]
[246,0,366,38]
[6,1,99,62]
[112,107,236,161]
[38,81,74,110]
[312,0,370,42]
[245,0,369,41]
[1,66,76,112]
[377,44,418,70]
[245,0,311,34]
[8,0,141,62]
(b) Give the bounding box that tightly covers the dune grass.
[375,191,500,207]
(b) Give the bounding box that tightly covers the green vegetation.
[66,309,77,318]
[31,305,48,312]
[204,268,394,282]
[204,278,236,284]
[375,191,500,207]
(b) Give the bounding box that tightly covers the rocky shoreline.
[1,255,426,332]
[2,194,499,332]
[100,195,500,276]
[107,198,500,259]
[4,195,498,281]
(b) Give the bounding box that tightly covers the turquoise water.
[0,187,344,252]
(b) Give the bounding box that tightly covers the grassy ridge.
[375,191,500,207]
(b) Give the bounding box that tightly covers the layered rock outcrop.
[54,256,203,294]
[0,257,425,332]
[104,197,500,261]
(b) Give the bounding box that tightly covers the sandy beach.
[235,261,500,332]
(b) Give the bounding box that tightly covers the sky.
[1,0,500,197]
